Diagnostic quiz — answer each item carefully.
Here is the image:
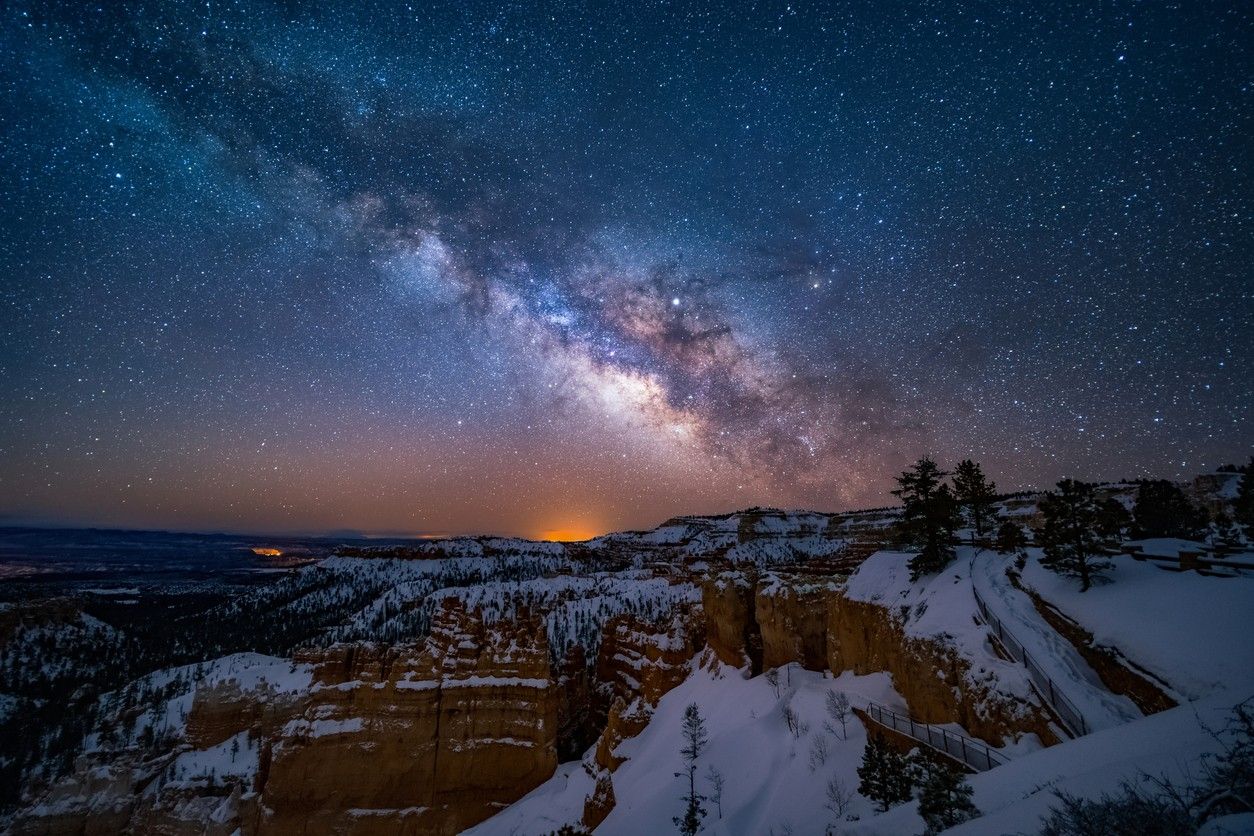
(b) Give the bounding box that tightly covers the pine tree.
[952,459,999,544]
[936,483,961,543]
[995,520,1027,554]
[673,703,708,835]
[1213,512,1241,549]
[1234,458,1254,533]
[892,457,959,580]
[914,754,979,834]
[1132,480,1207,540]
[1094,497,1131,543]
[857,734,914,812]
[1039,479,1108,592]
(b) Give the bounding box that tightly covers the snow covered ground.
[972,550,1142,732]
[468,661,906,836]
[473,660,1254,836]
[1019,547,1254,700]
[852,691,1248,835]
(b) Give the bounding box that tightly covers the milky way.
[1,1,1250,536]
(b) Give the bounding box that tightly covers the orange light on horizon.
[251,547,283,556]
[539,527,599,542]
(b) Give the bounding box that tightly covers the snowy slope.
[428,571,700,660]
[468,662,906,836]
[1020,549,1254,700]
[972,550,1142,731]
[85,653,312,754]
[850,691,1249,835]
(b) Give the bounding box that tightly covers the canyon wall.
[701,570,1056,748]
[17,555,1060,836]
[755,576,828,671]
[826,589,1057,745]
[258,599,559,835]
[11,600,561,836]
[701,571,761,673]
[582,608,705,826]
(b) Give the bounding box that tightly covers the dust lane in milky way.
[0,1,1249,536]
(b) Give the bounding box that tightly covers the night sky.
[1,2,1250,538]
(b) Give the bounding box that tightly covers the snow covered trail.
[971,551,1140,733]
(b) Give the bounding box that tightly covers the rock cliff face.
[595,610,705,708]
[258,599,559,835]
[12,601,561,836]
[826,590,1057,745]
[700,570,1055,747]
[8,753,153,836]
[701,572,761,673]
[15,539,1069,836]
[185,680,303,752]
[581,608,705,826]
[756,577,828,671]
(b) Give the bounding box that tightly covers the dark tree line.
[1034,474,1229,591]
[890,452,1247,592]
[892,457,998,580]
[857,733,979,833]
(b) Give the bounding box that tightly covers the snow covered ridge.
[427,572,701,661]
[325,508,853,563]
[332,536,570,560]
[84,653,314,755]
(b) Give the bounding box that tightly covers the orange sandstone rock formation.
[826,589,1058,746]
[257,599,559,835]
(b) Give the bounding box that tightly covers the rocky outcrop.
[756,576,827,670]
[591,697,652,773]
[258,599,559,835]
[588,610,703,772]
[582,608,704,821]
[7,752,155,836]
[186,681,304,752]
[595,610,704,707]
[127,786,253,836]
[582,769,615,830]
[700,569,1048,746]
[701,571,761,673]
[14,592,708,836]
[826,590,1057,746]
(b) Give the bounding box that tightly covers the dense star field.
[0,1,1249,536]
